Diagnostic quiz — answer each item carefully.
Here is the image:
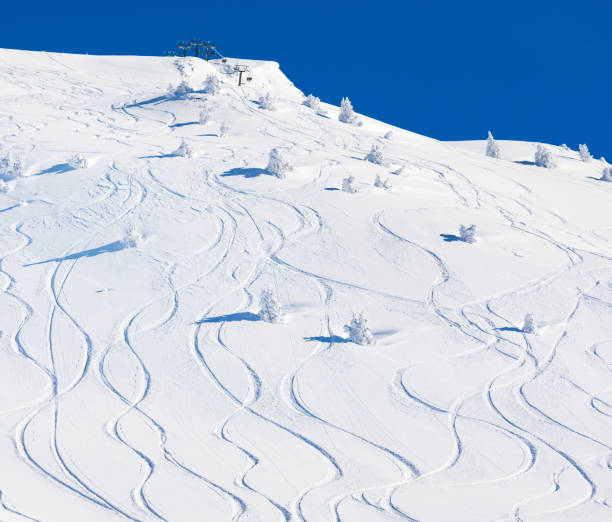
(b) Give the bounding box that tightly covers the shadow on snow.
[197,312,261,324]
[24,240,125,266]
[221,168,269,178]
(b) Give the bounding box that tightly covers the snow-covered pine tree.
[303,94,320,111]
[342,175,358,193]
[204,74,221,95]
[459,224,477,243]
[259,93,276,110]
[199,107,211,124]
[338,97,358,124]
[486,131,501,159]
[365,143,384,165]
[175,139,193,158]
[67,153,88,169]
[374,174,390,190]
[344,313,375,346]
[0,152,25,180]
[535,145,554,168]
[266,148,292,178]
[579,143,592,162]
[259,290,282,323]
[219,121,229,138]
[522,313,536,334]
[601,160,612,182]
[122,223,143,248]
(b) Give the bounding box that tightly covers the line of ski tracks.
[373,174,612,521]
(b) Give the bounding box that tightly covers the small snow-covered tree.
[67,153,88,169]
[561,143,570,151]
[459,224,477,243]
[259,290,282,323]
[342,175,358,193]
[601,162,612,182]
[0,180,13,193]
[204,74,221,95]
[578,143,592,162]
[344,313,375,346]
[0,153,25,181]
[199,107,211,124]
[266,148,292,178]
[122,223,143,248]
[219,121,229,138]
[535,145,554,168]
[383,131,393,140]
[486,131,501,159]
[374,174,390,190]
[259,93,276,110]
[338,97,358,124]
[175,139,193,158]
[303,94,320,111]
[522,313,536,334]
[365,143,384,165]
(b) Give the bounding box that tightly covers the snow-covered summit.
[1,48,611,522]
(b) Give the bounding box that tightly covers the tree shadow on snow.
[197,312,260,323]
[324,187,340,191]
[34,163,72,176]
[23,240,125,266]
[169,121,198,128]
[140,152,180,159]
[304,335,348,344]
[440,233,463,242]
[515,160,536,166]
[221,168,268,178]
[497,326,523,333]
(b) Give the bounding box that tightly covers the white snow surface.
[1,49,611,522]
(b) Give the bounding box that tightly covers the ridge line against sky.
[2,0,610,158]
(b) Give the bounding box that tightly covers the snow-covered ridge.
[1,49,611,521]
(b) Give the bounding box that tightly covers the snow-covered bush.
[459,224,477,243]
[199,107,211,125]
[601,162,611,182]
[67,153,88,169]
[204,74,221,95]
[259,290,282,323]
[303,94,320,111]
[578,143,592,162]
[535,145,554,168]
[561,143,570,151]
[486,131,501,159]
[0,153,25,181]
[374,174,390,190]
[344,313,375,346]
[266,148,292,178]
[383,131,393,140]
[175,139,193,158]
[0,180,14,193]
[168,80,191,97]
[122,223,143,249]
[365,143,384,165]
[341,175,358,193]
[522,313,536,334]
[219,121,229,138]
[259,93,276,110]
[338,97,358,124]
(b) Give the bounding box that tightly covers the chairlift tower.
[201,41,217,61]
[177,41,192,57]
[233,65,249,86]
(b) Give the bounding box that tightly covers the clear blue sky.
[4,0,611,157]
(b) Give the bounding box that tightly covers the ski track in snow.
[0,50,611,521]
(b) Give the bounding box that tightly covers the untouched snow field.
[0,48,611,521]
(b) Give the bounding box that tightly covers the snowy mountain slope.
[0,48,611,522]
